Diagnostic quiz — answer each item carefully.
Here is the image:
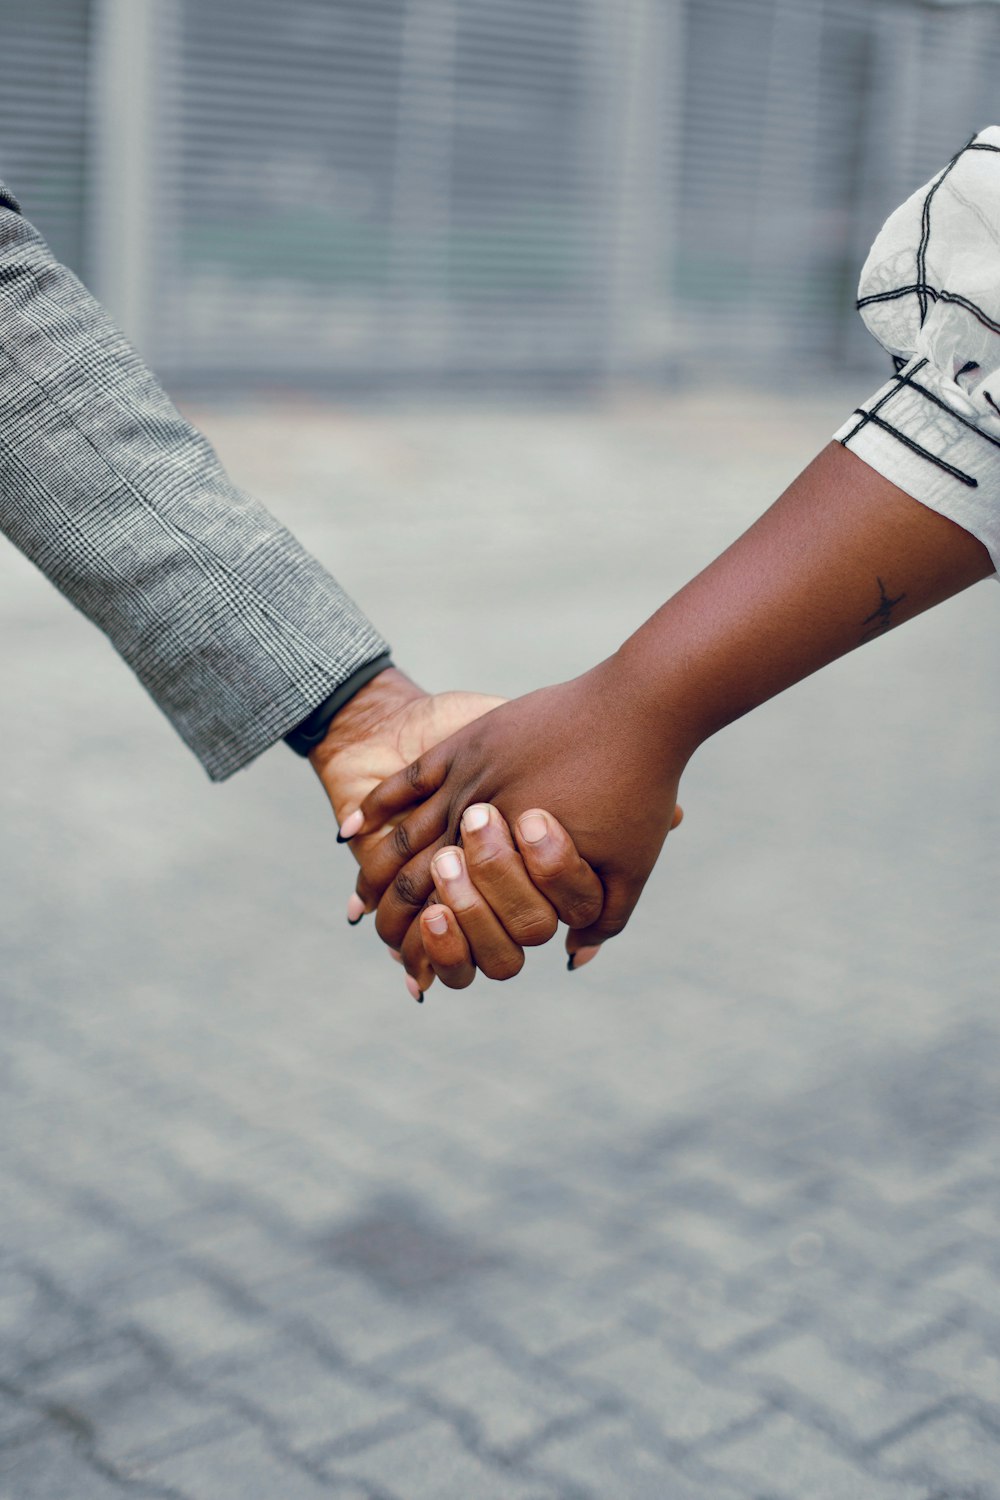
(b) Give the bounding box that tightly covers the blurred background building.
[2,0,999,390]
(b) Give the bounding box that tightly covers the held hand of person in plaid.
[308,666,622,998]
[0,184,609,1000]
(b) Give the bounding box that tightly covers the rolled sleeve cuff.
[140,581,392,784]
[835,357,1000,576]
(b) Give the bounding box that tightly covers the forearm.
[0,189,388,780]
[613,442,994,764]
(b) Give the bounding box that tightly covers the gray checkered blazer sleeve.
[0,185,390,780]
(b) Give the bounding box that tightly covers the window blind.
[675,0,1000,374]
[154,0,670,385]
[1,0,998,385]
[0,0,92,276]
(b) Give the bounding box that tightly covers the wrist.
[580,648,701,794]
[612,630,714,759]
[308,666,424,775]
[610,568,777,755]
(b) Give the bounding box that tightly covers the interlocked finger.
[419,905,476,990]
[373,846,442,950]
[430,846,525,982]
[458,804,559,947]
[354,791,452,911]
[397,912,439,996]
[356,745,450,832]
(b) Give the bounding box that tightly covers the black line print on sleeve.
[857,284,1000,339]
[843,132,1000,490]
[915,137,974,327]
[841,359,992,488]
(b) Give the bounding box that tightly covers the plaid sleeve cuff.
[0,192,392,781]
[835,357,1000,576]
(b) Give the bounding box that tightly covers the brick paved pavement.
[1,387,998,1498]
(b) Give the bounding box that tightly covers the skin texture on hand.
[352,662,688,958]
[410,802,616,990]
[309,667,503,832]
[310,668,611,994]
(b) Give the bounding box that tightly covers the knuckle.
[482,949,525,982]
[563,891,603,929]
[447,893,480,918]
[392,867,425,910]
[404,758,427,795]
[507,908,558,947]
[438,966,475,991]
[390,821,413,861]
[463,839,507,873]
[530,845,573,880]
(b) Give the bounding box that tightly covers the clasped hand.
[313,662,684,994]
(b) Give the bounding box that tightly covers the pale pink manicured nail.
[338,809,363,840]
[568,945,601,971]
[462,804,491,834]
[389,949,403,965]
[346,893,365,925]
[433,850,462,881]
[424,910,449,936]
[518,811,548,844]
[405,974,423,1002]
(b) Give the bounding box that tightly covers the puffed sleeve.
[834,125,1000,574]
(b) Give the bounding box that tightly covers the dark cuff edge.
[284,653,394,757]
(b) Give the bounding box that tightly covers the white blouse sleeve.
[834,125,1000,574]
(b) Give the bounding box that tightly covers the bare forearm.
[615,443,994,763]
[350,441,993,960]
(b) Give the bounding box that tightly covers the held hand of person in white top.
[308,667,628,998]
[341,127,1000,986]
[345,444,993,981]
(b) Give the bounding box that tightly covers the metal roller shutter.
[154,0,681,385]
[675,0,1000,375]
[0,0,92,277]
[1,0,997,387]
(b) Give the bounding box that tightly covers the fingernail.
[462,804,491,834]
[433,850,462,881]
[346,893,366,925]
[405,974,424,1003]
[389,949,403,965]
[519,811,548,844]
[425,910,449,936]
[337,809,364,843]
[567,945,601,972]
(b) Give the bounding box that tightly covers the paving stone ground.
[1,385,998,1499]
